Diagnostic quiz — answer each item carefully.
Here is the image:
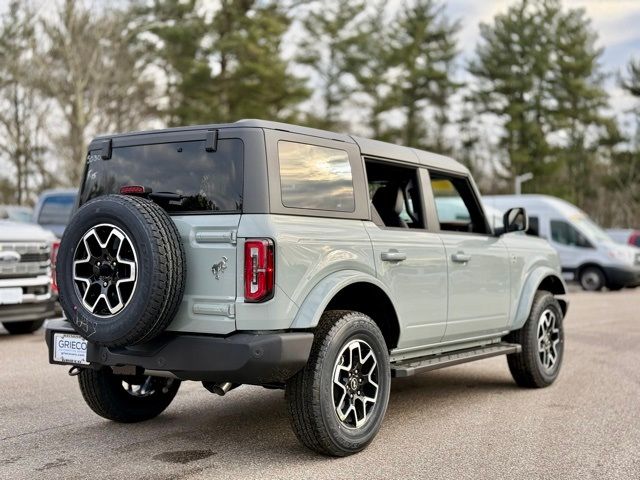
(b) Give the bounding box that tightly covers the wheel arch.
[512,268,568,331]
[289,270,401,350]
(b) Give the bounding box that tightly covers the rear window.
[38,195,75,225]
[278,141,355,212]
[80,138,243,213]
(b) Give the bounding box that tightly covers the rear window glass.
[278,141,355,212]
[80,139,243,213]
[38,195,75,224]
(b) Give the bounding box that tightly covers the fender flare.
[289,269,399,330]
[511,267,567,330]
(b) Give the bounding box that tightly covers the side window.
[365,160,424,229]
[550,220,592,248]
[278,141,355,212]
[527,216,539,236]
[430,173,488,234]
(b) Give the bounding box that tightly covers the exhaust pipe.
[203,381,240,396]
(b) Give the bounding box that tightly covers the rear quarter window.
[80,138,243,213]
[278,141,355,212]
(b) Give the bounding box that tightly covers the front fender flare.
[289,270,397,330]
[511,267,567,331]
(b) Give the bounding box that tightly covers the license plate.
[53,333,89,365]
[0,287,22,305]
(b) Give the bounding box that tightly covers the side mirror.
[502,207,528,234]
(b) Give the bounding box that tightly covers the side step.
[391,343,521,378]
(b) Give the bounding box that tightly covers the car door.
[364,160,448,350]
[427,171,511,342]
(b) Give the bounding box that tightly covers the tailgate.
[168,214,240,334]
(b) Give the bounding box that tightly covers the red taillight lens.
[51,240,60,294]
[244,239,274,302]
[119,185,150,195]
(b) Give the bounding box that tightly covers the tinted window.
[527,216,539,236]
[278,141,354,212]
[430,175,488,234]
[550,220,592,248]
[81,139,243,213]
[38,195,75,225]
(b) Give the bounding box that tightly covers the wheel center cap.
[99,263,114,278]
[349,377,359,391]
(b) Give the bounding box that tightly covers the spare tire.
[57,194,186,347]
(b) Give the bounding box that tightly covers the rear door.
[364,160,448,350]
[427,171,510,341]
[81,128,262,335]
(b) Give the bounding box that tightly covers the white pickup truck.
[0,220,60,334]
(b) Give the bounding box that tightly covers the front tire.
[505,291,564,388]
[78,368,180,423]
[286,310,391,457]
[2,320,44,334]
[579,266,605,291]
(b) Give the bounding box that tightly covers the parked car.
[0,204,34,223]
[33,189,77,237]
[484,195,640,291]
[0,220,60,334]
[434,195,503,232]
[606,228,640,248]
[46,120,568,456]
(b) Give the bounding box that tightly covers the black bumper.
[45,319,313,385]
[603,266,640,288]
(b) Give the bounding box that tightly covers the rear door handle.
[381,250,407,262]
[451,252,471,263]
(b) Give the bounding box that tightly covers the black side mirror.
[502,207,528,234]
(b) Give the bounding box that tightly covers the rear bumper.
[45,319,313,385]
[603,266,640,287]
[0,298,60,323]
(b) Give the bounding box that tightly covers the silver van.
[484,194,640,291]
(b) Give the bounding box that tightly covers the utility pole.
[515,172,534,195]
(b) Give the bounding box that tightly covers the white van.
[484,195,640,291]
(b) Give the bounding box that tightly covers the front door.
[428,172,510,341]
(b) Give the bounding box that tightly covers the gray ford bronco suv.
[46,120,567,456]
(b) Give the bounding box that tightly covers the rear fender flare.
[290,270,397,330]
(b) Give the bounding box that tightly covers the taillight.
[244,239,274,302]
[119,185,151,195]
[51,240,60,294]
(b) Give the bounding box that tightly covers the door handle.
[381,250,407,262]
[451,252,471,263]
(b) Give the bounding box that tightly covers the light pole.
[515,172,534,195]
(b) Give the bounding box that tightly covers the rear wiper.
[148,191,185,202]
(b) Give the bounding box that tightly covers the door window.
[365,160,424,229]
[550,220,593,248]
[430,173,488,234]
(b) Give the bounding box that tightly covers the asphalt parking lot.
[1,289,639,480]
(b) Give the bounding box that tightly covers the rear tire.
[579,266,605,291]
[2,320,44,334]
[285,310,390,457]
[78,368,180,423]
[505,291,564,388]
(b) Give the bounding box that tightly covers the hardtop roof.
[92,119,468,174]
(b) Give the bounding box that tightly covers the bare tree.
[0,1,49,205]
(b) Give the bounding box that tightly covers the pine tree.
[139,0,308,126]
[387,0,460,149]
[297,0,367,129]
[468,0,610,202]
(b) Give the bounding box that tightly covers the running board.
[391,343,521,378]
